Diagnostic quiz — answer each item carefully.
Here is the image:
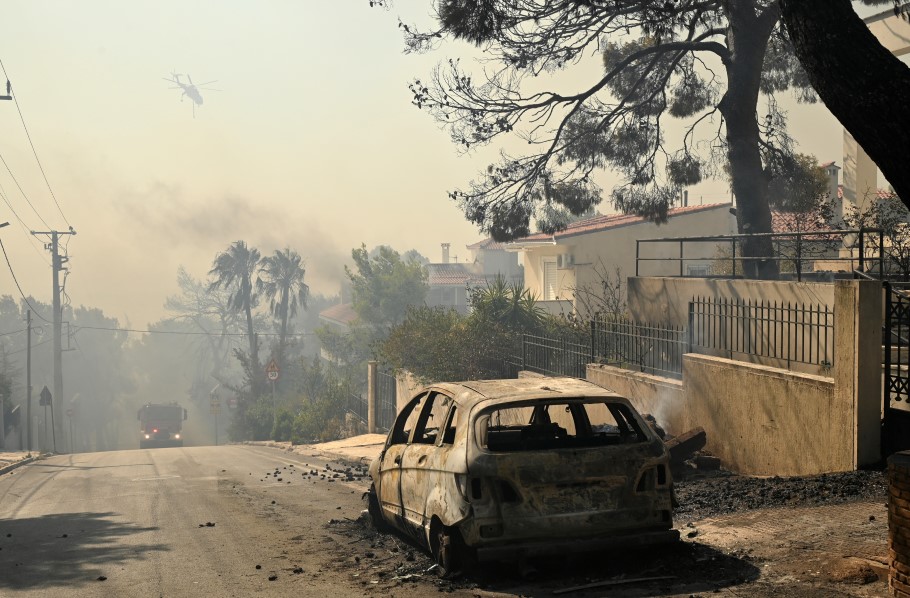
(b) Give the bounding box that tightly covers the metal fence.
[376,370,397,431]
[593,317,687,379]
[511,295,832,380]
[345,392,369,427]
[520,333,591,378]
[635,228,884,282]
[688,296,834,368]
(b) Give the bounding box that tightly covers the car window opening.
[477,400,648,452]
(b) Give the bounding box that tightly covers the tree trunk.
[780,0,910,209]
[245,304,259,395]
[720,2,779,278]
[278,288,289,367]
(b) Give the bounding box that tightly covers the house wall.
[519,206,735,310]
[426,286,469,314]
[627,277,836,327]
[479,249,522,281]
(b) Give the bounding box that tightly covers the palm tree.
[470,275,545,332]
[257,247,309,362]
[209,241,262,378]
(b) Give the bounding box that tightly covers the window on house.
[543,258,557,300]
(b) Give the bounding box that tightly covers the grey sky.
[0,1,884,326]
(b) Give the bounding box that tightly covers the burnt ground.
[319,461,891,597]
[674,467,889,521]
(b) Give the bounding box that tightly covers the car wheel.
[430,518,465,579]
[366,485,391,533]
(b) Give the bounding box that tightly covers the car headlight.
[174,434,180,439]
[144,434,150,439]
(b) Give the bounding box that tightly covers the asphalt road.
[0,445,375,597]
[0,445,892,598]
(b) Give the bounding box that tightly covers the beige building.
[506,204,737,315]
[426,239,523,314]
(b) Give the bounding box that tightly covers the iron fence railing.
[345,392,369,426]
[635,228,884,282]
[521,333,590,378]
[592,317,687,379]
[376,370,397,431]
[511,296,832,380]
[688,296,834,368]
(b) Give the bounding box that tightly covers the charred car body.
[367,377,678,575]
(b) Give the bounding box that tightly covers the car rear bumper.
[473,528,680,562]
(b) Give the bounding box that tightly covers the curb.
[0,456,37,476]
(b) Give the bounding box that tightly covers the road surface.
[0,445,892,597]
[0,445,378,597]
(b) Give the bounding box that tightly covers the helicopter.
[163,72,219,117]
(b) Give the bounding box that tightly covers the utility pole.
[26,309,32,452]
[31,228,76,453]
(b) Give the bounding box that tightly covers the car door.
[376,393,427,525]
[399,392,453,533]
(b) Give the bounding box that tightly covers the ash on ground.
[674,467,887,521]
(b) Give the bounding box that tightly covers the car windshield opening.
[475,400,649,452]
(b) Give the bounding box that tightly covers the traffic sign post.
[39,386,55,453]
[66,408,74,454]
[266,359,280,411]
[266,359,280,381]
[210,398,220,447]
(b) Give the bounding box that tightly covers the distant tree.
[394,0,820,277]
[842,191,910,279]
[67,306,134,452]
[780,0,910,211]
[347,244,429,333]
[379,305,518,383]
[164,266,246,383]
[767,153,833,233]
[209,241,262,388]
[0,347,14,429]
[257,248,310,364]
[402,249,430,265]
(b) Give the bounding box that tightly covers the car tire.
[366,485,391,533]
[430,518,471,579]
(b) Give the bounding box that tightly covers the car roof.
[425,377,626,411]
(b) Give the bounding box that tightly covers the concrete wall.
[628,277,835,327]
[586,279,882,476]
[589,356,847,476]
[586,365,686,436]
[683,355,845,475]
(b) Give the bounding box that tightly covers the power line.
[0,183,50,265]
[0,237,51,322]
[7,335,51,355]
[73,324,317,337]
[0,150,51,229]
[0,328,25,337]
[0,58,70,227]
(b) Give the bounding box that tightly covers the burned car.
[366,377,678,575]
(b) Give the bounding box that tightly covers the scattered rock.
[268,573,278,581]
[256,565,262,570]
[96,576,107,581]
[292,567,303,574]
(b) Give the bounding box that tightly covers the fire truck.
[137,402,187,449]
